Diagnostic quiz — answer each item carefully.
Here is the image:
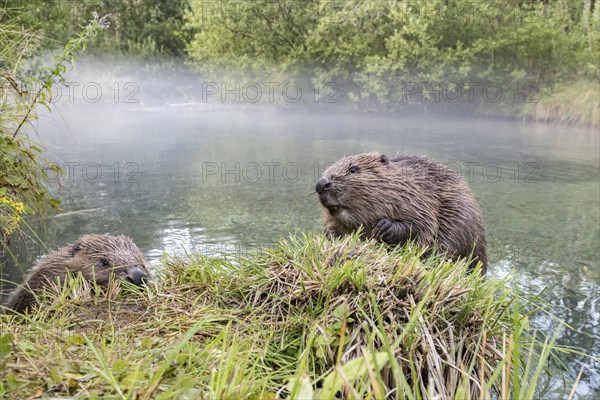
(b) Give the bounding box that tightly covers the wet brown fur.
[316,153,487,273]
[3,234,149,313]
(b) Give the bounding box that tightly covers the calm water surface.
[1,69,598,398]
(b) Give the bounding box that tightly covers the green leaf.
[48,198,61,208]
[50,164,63,172]
[65,333,85,346]
[0,334,14,361]
[333,303,350,319]
[287,373,313,400]
[319,352,389,399]
[112,359,127,375]
[122,369,144,386]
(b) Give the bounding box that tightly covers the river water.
[0,63,598,397]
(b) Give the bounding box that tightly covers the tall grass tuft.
[533,81,600,127]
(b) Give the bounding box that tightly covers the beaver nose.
[315,178,332,194]
[126,268,148,286]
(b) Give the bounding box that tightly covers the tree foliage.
[186,0,600,113]
[7,0,192,57]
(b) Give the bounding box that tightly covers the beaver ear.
[70,241,82,256]
[380,154,389,165]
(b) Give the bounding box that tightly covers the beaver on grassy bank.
[315,152,487,273]
[3,234,149,313]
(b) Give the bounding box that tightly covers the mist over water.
[1,60,599,397]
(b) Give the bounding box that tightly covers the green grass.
[0,233,580,399]
[532,80,600,127]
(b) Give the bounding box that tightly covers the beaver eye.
[349,166,359,174]
[101,258,110,267]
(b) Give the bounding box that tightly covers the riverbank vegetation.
[4,0,599,126]
[0,234,579,399]
[0,8,110,238]
[185,0,599,125]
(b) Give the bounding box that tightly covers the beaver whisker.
[111,264,145,272]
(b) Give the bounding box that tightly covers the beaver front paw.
[372,218,404,245]
[324,229,336,240]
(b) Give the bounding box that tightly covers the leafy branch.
[1,12,111,238]
[11,12,111,140]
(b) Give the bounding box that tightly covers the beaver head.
[66,234,149,287]
[316,152,398,231]
[3,234,149,313]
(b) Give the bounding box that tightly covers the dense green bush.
[186,0,599,118]
[7,0,192,58]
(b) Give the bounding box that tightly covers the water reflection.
[148,226,254,263]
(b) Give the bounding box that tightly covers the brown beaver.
[3,234,149,313]
[315,152,487,273]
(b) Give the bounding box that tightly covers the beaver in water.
[315,152,487,273]
[3,234,149,313]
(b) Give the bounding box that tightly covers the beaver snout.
[315,178,332,194]
[126,267,148,286]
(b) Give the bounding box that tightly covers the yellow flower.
[0,196,27,235]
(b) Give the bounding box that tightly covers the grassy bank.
[0,233,572,399]
[532,81,600,127]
